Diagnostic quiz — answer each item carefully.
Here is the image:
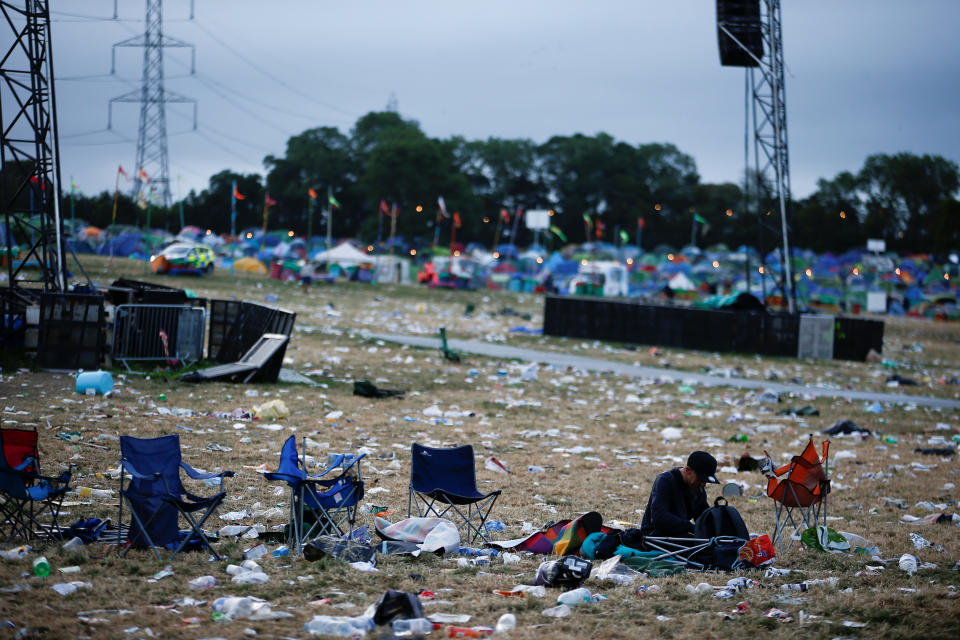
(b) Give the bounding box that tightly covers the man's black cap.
[687,451,720,484]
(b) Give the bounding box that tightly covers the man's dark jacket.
[638,468,709,537]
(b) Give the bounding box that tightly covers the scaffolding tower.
[717,0,796,313]
[0,0,68,293]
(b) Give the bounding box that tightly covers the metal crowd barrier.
[112,304,206,370]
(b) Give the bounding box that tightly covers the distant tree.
[858,152,959,251]
[792,171,863,253]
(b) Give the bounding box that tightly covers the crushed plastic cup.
[188,575,217,590]
[61,537,85,551]
[899,553,918,575]
[51,580,90,596]
[392,617,434,635]
[243,543,269,560]
[541,604,572,618]
[494,613,516,633]
[213,596,254,620]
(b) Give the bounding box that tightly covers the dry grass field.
[1,254,958,639]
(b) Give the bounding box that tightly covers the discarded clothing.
[823,420,870,436]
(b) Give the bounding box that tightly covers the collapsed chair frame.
[0,428,73,542]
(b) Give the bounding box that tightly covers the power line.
[189,19,357,119]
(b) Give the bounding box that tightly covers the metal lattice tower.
[718,0,795,313]
[109,0,196,208]
[0,0,67,292]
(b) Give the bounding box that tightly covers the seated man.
[638,451,720,538]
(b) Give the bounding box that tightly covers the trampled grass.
[0,254,958,639]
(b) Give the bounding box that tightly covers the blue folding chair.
[0,428,73,542]
[264,435,365,554]
[408,443,502,543]
[117,435,234,561]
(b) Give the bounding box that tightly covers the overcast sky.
[50,0,960,206]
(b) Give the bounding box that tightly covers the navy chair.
[264,435,365,554]
[408,443,501,543]
[0,428,72,541]
[117,435,233,561]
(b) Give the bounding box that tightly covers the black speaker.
[717,0,764,67]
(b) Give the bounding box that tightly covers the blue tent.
[96,232,143,257]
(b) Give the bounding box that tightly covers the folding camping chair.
[264,435,365,554]
[117,435,234,561]
[408,443,501,544]
[637,535,748,571]
[764,437,831,551]
[0,428,73,542]
[180,333,290,383]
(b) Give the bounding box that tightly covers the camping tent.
[312,242,372,265]
[373,255,412,284]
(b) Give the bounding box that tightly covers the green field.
[1,254,958,639]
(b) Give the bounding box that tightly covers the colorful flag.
[693,213,707,224]
[619,230,629,244]
[118,165,129,179]
[379,200,390,217]
[583,213,592,225]
[453,212,462,228]
[500,208,510,223]
[138,167,150,183]
[233,183,246,200]
[549,225,567,243]
[308,187,318,200]
[595,220,605,239]
[437,196,448,218]
[328,192,341,209]
[638,217,645,230]
[265,192,277,207]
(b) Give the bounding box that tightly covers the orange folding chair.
[764,437,830,551]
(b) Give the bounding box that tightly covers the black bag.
[302,536,377,565]
[533,556,593,589]
[371,589,424,626]
[694,497,749,540]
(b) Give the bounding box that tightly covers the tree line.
[52,110,960,254]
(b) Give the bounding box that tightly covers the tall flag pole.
[377,200,388,249]
[637,216,644,251]
[433,196,448,248]
[261,192,276,249]
[388,202,398,257]
[69,177,76,230]
[307,187,318,247]
[326,186,340,254]
[510,207,523,245]
[583,213,592,242]
[451,212,462,256]
[231,180,246,239]
[109,165,127,268]
[492,208,508,253]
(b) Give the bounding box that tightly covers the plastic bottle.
[447,626,492,638]
[212,596,254,620]
[556,587,591,606]
[781,583,809,592]
[392,618,434,635]
[494,613,516,633]
[304,615,374,637]
[75,487,113,500]
[272,545,290,557]
[187,575,217,590]
[32,556,51,577]
[75,370,113,395]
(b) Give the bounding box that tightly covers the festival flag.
[118,165,129,179]
[619,230,629,245]
[638,217,645,230]
[265,192,277,207]
[595,220,605,239]
[437,196,449,218]
[583,213,592,226]
[379,200,390,217]
[694,213,710,234]
[453,212,462,228]
[233,183,246,200]
[549,225,567,243]
[138,167,150,183]
[500,208,510,223]
[308,187,318,200]
[328,191,341,209]
[391,202,399,218]
[29,174,44,190]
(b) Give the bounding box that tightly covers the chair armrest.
[13,456,36,472]
[120,460,157,480]
[180,461,234,480]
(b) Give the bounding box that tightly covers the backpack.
[694,497,749,540]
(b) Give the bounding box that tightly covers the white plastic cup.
[495,613,516,633]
